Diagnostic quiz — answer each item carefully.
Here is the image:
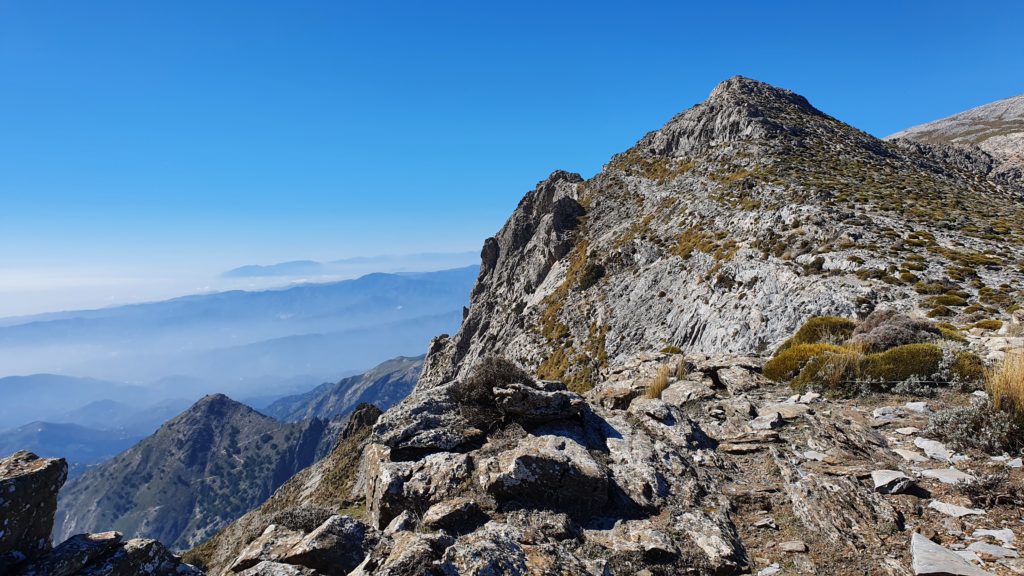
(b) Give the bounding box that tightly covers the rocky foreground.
[181,312,1024,576]
[0,450,200,575]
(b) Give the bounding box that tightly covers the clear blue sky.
[1,1,1022,314]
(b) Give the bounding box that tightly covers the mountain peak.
[635,77,831,158]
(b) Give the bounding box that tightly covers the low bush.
[764,343,845,382]
[790,347,864,395]
[971,319,1003,331]
[861,343,944,382]
[928,397,1024,454]
[848,310,938,353]
[924,294,968,307]
[775,316,857,354]
[950,351,986,385]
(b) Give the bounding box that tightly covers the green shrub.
[775,316,857,354]
[791,347,864,395]
[661,345,683,354]
[971,319,1003,330]
[764,343,845,382]
[861,343,944,382]
[924,294,968,307]
[578,262,605,290]
[927,305,953,318]
[951,351,986,384]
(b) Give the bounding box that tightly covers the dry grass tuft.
[646,365,671,399]
[674,357,688,380]
[988,350,1024,418]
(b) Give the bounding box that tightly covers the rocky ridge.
[0,450,200,575]
[888,93,1024,175]
[420,76,1024,392]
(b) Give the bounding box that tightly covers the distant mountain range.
[0,266,476,394]
[222,251,478,278]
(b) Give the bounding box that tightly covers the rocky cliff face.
[421,76,1024,391]
[55,394,329,551]
[888,93,1024,175]
[0,450,199,576]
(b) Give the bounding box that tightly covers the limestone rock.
[910,533,993,576]
[238,561,320,576]
[872,470,913,495]
[279,515,377,576]
[493,380,584,423]
[477,434,608,519]
[76,538,202,576]
[927,501,985,518]
[421,497,487,534]
[0,451,68,573]
[230,525,305,573]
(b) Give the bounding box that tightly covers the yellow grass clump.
[988,350,1024,419]
[646,365,672,399]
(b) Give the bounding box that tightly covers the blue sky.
[1,1,1022,315]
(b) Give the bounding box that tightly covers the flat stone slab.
[921,468,977,485]
[894,448,929,463]
[759,403,811,420]
[915,438,953,462]
[911,533,994,576]
[967,541,1018,560]
[928,500,985,518]
[905,401,931,414]
[972,528,1014,546]
[895,427,920,435]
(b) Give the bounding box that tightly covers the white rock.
[967,541,1018,559]
[911,533,994,575]
[749,412,784,431]
[802,450,827,462]
[972,528,1015,545]
[929,500,985,518]
[757,563,781,576]
[895,427,920,436]
[894,448,929,463]
[778,540,807,553]
[915,438,953,462]
[872,470,913,494]
[797,392,820,403]
[906,401,931,414]
[1009,458,1023,468]
[921,468,977,485]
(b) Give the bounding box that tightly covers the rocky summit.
[176,78,1024,575]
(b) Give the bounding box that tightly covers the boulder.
[477,434,609,519]
[280,515,378,576]
[366,449,473,529]
[16,531,122,576]
[239,561,320,576]
[927,501,985,518]
[715,366,767,394]
[370,382,487,459]
[230,525,306,573]
[0,451,68,573]
[493,380,584,422]
[914,438,953,462]
[421,497,487,533]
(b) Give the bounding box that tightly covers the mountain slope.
[420,76,1024,390]
[264,355,423,422]
[888,92,1024,173]
[54,394,328,550]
